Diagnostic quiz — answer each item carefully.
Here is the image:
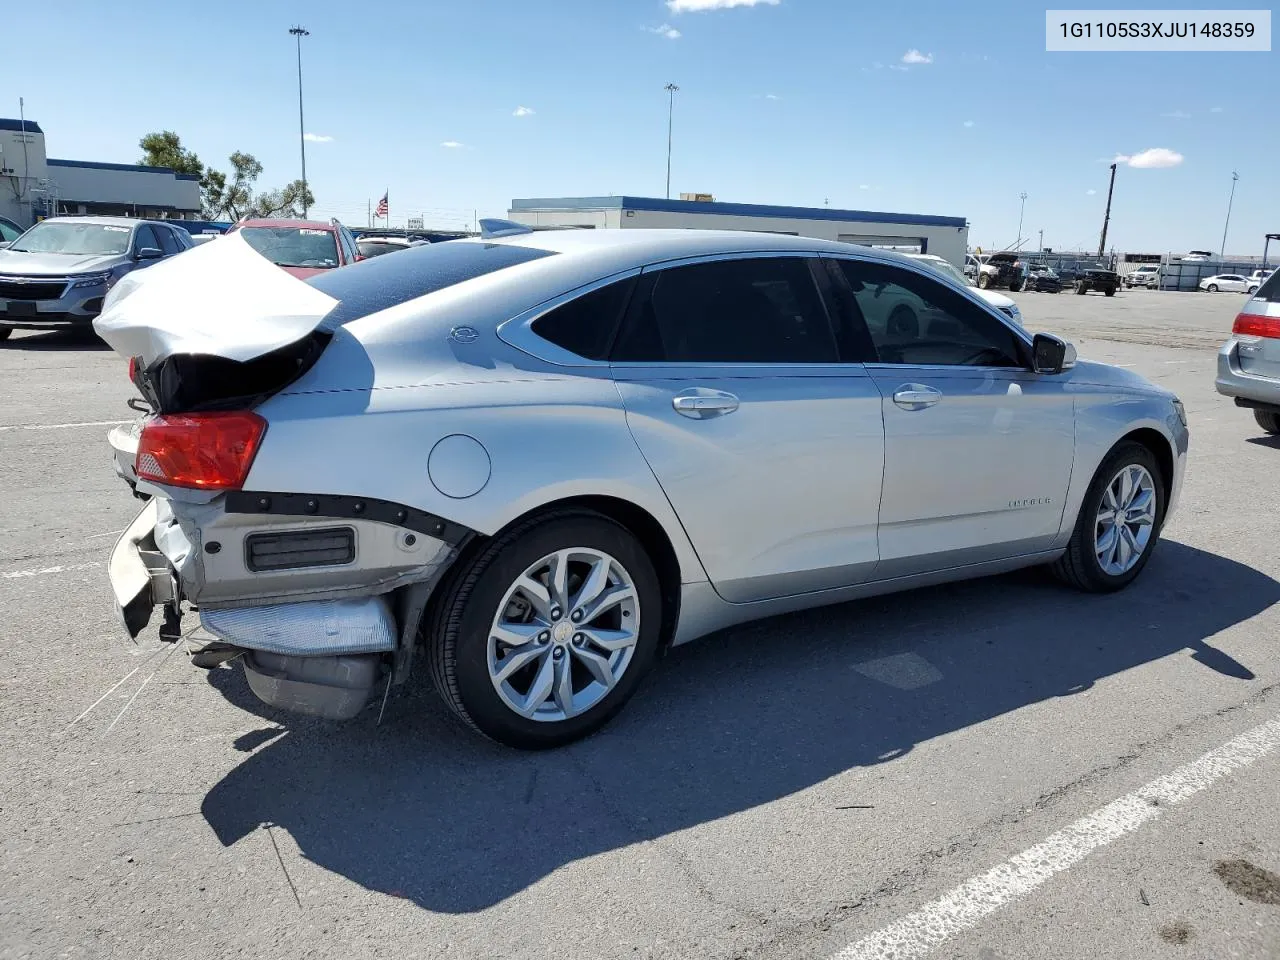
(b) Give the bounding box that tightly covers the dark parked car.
[0,216,193,339]
[1025,264,1062,293]
[1075,269,1120,297]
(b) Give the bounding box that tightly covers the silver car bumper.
[0,279,110,328]
[1216,338,1280,410]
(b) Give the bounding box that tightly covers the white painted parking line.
[829,716,1280,960]
[2,562,102,580]
[82,529,126,541]
[0,419,128,433]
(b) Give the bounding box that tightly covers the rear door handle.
[892,384,942,410]
[672,390,740,419]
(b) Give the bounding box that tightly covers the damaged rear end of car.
[96,230,558,721]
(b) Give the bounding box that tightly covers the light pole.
[1038,228,1044,253]
[290,25,310,218]
[1016,192,1028,248]
[1220,170,1239,260]
[664,83,679,199]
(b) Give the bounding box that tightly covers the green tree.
[138,132,318,221]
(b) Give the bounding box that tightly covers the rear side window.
[308,240,556,328]
[611,256,838,364]
[531,277,636,360]
[133,225,161,253]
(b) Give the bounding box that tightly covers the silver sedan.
[96,226,1188,748]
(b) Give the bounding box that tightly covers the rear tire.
[1008,280,1023,292]
[1255,409,1280,435]
[1248,285,1260,295]
[1104,288,1115,297]
[1052,441,1166,593]
[1207,284,1219,293]
[426,509,662,749]
[1075,283,1087,295]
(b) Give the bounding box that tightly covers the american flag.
[375,191,388,218]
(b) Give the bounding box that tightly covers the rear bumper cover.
[1216,338,1280,410]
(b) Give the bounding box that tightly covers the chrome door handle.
[892,384,942,410]
[672,390,740,419]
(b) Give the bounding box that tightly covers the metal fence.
[1156,258,1271,292]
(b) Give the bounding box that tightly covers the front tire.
[426,510,662,749]
[1255,409,1280,434]
[1052,441,1165,593]
[1104,288,1115,297]
[978,273,992,289]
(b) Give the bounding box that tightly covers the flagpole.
[367,198,371,229]
[385,188,389,226]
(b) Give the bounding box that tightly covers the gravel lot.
[2,287,1278,960]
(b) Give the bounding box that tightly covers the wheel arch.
[1114,426,1176,514]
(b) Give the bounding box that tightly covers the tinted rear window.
[308,240,555,327]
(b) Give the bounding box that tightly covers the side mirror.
[135,246,164,261]
[1032,333,1076,374]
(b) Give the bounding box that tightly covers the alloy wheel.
[487,548,640,722]
[1094,464,1157,576]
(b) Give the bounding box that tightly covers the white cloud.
[441,141,464,149]
[303,133,333,143]
[513,106,535,117]
[1161,110,1191,119]
[889,63,909,72]
[667,0,778,10]
[1210,106,1224,113]
[963,120,975,128]
[901,48,934,64]
[859,184,871,190]
[648,23,682,38]
[765,93,780,100]
[1087,189,1097,195]
[1114,147,1183,169]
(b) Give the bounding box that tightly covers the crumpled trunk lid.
[94,231,338,365]
[94,231,341,413]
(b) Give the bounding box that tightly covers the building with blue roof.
[0,118,201,228]
[508,195,970,266]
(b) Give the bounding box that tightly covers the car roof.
[481,227,928,275]
[237,218,337,231]
[36,215,165,229]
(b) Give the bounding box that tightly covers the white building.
[508,195,969,266]
[0,118,201,228]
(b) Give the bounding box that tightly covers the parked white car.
[1125,265,1160,289]
[1200,274,1260,294]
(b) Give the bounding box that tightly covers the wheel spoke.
[518,653,557,717]
[552,653,576,717]
[491,620,544,648]
[515,575,553,621]
[1096,507,1117,526]
[548,551,571,612]
[1129,511,1154,527]
[572,645,615,689]
[579,583,636,624]
[1096,523,1118,557]
[1102,485,1119,512]
[1127,488,1154,517]
[1114,526,1131,569]
[493,644,546,685]
[1121,524,1143,560]
[572,556,612,614]
[1118,468,1134,508]
[583,626,636,652]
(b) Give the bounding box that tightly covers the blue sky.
[6,0,1276,253]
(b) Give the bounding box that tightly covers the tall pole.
[664,83,679,199]
[1038,229,1044,253]
[290,26,310,218]
[1017,192,1027,247]
[1097,163,1118,257]
[1220,170,1239,260]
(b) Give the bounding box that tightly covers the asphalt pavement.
[1,287,1277,960]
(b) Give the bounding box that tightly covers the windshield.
[9,221,133,255]
[239,226,339,269]
[914,257,975,287]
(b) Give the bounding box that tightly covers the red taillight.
[128,356,137,381]
[135,412,267,490]
[1232,310,1280,339]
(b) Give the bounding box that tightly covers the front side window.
[834,259,1024,368]
[154,226,181,255]
[239,226,340,269]
[611,256,838,364]
[133,225,161,253]
[8,221,133,256]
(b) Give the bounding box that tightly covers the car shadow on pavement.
[200,538,1275,913]
[1,330,107,351]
